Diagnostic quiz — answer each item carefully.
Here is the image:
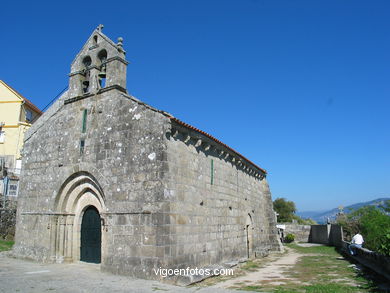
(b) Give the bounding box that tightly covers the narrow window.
[7,180,19,197]
[210,159,214,185]
[80,139,85,155]
[26,109,33,122]
[99,75,106,88]
[82,109,87,133]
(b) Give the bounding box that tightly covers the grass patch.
[268,245,379,292]
[241,260,262,271]
[270,283,365,293]
[240,285,263,291]
[0,240,14,252]
[301,283,366,293]
[195,244,386,292]
[288,254,355,283]
[232,244,381,292]
[286,243,339,256]
[152,287,169,291]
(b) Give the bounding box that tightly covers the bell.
[82,80,90,86]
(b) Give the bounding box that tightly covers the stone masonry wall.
[283,223,311,243]
[14,90,171,277]
[161,129,280,270]
[0,196,16,240]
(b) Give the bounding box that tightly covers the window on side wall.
[7,180,19,197]
[26,109,33,122]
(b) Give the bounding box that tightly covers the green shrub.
[285,233,295,243]
[378,229,390,256]
[0,240,14,252]
[337,203,390,256]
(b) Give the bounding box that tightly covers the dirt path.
[213,247,303,289]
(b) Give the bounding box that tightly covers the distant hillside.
[297,198,390,224]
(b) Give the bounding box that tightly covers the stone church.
[13,26,281,281]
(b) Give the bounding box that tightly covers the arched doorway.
[80,206,101,263]
[246,214,253,258]
[51,172,106,264]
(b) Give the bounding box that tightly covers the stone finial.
[117,37,125,53]
[97,24,104,31]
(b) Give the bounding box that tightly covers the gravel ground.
[0,253,239,293]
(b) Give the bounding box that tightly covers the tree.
[273,198,296,223]
[293,215,317,225]
[381,200,390,213]
[337,204,390,256]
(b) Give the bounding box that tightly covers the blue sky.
[1,0,389,211]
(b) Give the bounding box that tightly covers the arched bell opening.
[97,49,107,89]
[81,56,92,93]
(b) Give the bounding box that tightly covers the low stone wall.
[328,224,343,247]
[309,225,329,244]
[309,224,343,246]
[0,195,17,240]
[283,224,311,242]
[0,208,16,240]
[341,241,390,281]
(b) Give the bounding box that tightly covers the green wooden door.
[80,206,101,263]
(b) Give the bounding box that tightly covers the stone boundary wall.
[282,224,311,242]
[309,225,329,244]
[309,224,343,246]
[340,241,390,281]
[328,224,343,247]
[0,208,16,240]
[0,195,17,240]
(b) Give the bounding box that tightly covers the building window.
[80,139,85,155]
[211,159,214,185]
[82,109,87,133]
[7,180,19,197]
[26,109,33,122]
[0,131,5,143]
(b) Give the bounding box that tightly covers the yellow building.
[0,80,42,197]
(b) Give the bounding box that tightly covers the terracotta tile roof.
[169,117,267,174]
[0,80,43,115]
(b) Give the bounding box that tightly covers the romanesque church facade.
[13,26,281,281]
